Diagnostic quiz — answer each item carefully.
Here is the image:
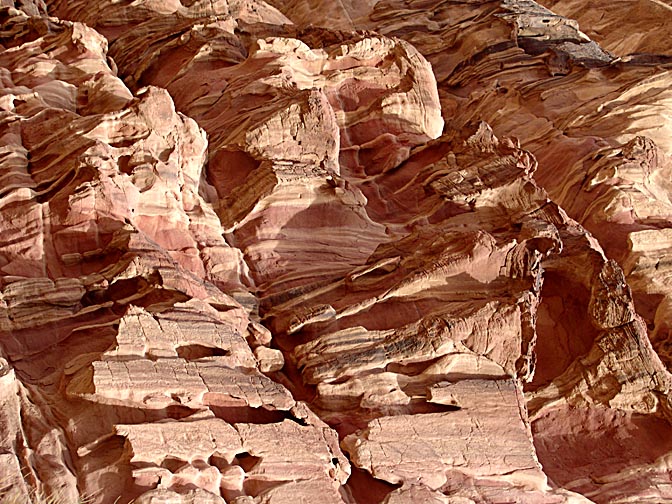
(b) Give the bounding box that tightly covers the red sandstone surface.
[0,0,671,502]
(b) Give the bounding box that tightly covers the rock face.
[0,0,671,503]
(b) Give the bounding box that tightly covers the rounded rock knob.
[0,358,10,377]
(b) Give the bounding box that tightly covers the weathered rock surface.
[1,0,671,503]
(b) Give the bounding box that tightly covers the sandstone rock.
[133,488,226,504]
[116,415,349,502]
[341,398,584,502]
[104,301,255,365]
[67,356,295,410]
[539,0,672,56]
[254,345,284,373]
[0,0,671,502]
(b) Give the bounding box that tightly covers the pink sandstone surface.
[0,0,671,502]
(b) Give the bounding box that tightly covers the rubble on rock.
[0,0,671,502]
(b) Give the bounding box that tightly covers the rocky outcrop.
[1,0,671,503]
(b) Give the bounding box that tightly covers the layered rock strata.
[0,0,671,503]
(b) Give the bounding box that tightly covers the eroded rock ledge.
[0,0,671,503]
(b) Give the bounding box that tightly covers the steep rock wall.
[0,0,671,503]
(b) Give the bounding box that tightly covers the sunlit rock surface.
[1,0,671,502]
